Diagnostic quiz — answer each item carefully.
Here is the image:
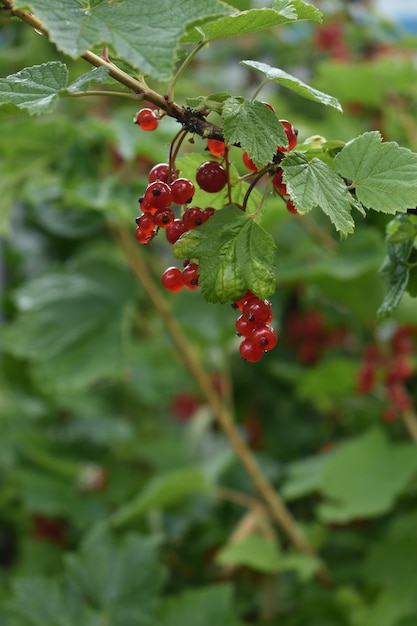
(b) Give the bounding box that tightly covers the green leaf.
[173,205,276,303]
[110,467,209,527]
[296,357,358,410]
[186,91,231,114]
[282,152,356,235]
[223,97,287,166]
[158,584,242,626]
[386,214,417,244]
[242,60,342,111]
[66,66,110,93]
[377,239,414,319]
[14,0,233,82]
[318,428,417,523]
[0,62,68,115]
[2,263,135,390]
[216,535,282,572]
[273,0,322,21]
[334,131,417,212]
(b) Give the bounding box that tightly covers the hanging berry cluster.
[133,105,298,362]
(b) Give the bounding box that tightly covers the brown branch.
[402,409,417,445]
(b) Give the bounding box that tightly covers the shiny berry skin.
[243,299,272,324]
[161,267,184,292]
[135,226,153,244]
[136,213,155,233]
[171,178,195,204]
[166,219,187,244]
[239,338,264,362]
[272,169,287,195]
[278,119,297,152]
[204,207,216,219]
[148,163,170,183]
[183,207,205,229]
[207,139,225,157]
[242,151,258,172]
[233,290,256,311]
[286,198,298,214]
[250,324,277,351]
[182,263,200,290]
[154,207,175,228]
[143,181,172,210]
[135,108,158,131]
[196,161,228,193]
[236,314,256,338]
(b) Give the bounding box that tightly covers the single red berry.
[170,177,195,204]
[286,198,298,214]
[278,119,297,152]
[196,161,228,193]
[154,207,175,228]
[236,314,256,338]
[135,108,159,131]
[161,266,184,292]
[272,169,287,195]
[135,226,153,245]
[242,151,258,172]
[233,290,256,311]
[136,213,155,233]
[182,263,200,290]
[207,139,226,157]
[166,219,188,244]
[148,163,170,183]
[143,181,172,210]
[204,207,216,219]
[239,338,265,363]
[183,207,205,229]
[243,298,272,324]
[250,324,278,352]
[357,363,376,394]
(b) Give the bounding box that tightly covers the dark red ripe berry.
[136,108,158,131]
[135,226,153,245]
[161,266,184,292]
[148,163,170,183]
[196,161,228,193]
[143,181,172,210]
[234,290,256,311]
[136,213,155,233]
[207,139,225,157]
[286,198,298,214]
[154,207,175,228]
[242,151,258,172]
[239,338,265,363]
[171,178,195,204]
[182,263,200,290]
[250,324,278,351]
[278,119,297,152]
[236,314,256,338]
[166,219,187,244]
[204,207,216,219]
[183,207,205,229]
[272,169,287,195]
[243,298,272,324]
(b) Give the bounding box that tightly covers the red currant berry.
[250,324,278,352]
[143,181,172,210]
[148,163,170,183]
[207,139,226,157]
[166,219,188,244]
[183,207,205,229]
[286,198,298,214]
[182,263,200,290]
[136,213,155,233]
[278,119,297,152]
[135,108,159,131]
[243,298,272,324]
[239,338,265,363]
[204,207,216,219]
[196,161,228,193]
[161,266,184,292]
[154,207,175,228]
[272,169,287,195]
[170,178,195,204]
[135,226,153,245]
[242,151,258,172]
[233,290,256,311]
[236,314,256,338]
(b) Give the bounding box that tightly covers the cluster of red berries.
[357,326,415,422]
[233,291,278,362]
[285,309,349,365]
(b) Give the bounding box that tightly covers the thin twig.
[402,409,417,445]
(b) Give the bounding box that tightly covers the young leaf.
[0,62,68,115]
[13,0,233,82]
[216,535,282,572]
[242,60,342,111]
[66,66,110,93]
[282,152,356,235]
[223,97,287,166]
[273,0,322,22]
[334,131,417,212]
[173,205,276,303]
[377,239,414,318]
